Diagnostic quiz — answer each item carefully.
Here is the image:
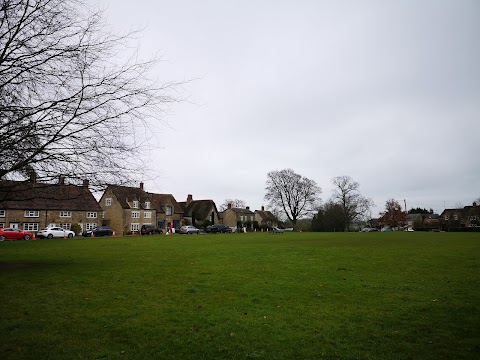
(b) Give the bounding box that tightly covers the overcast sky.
[95,0,480,216]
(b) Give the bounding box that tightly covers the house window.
[454,215,458,221]
[24,210,40,217]
[0,210,5,217]
[0,222,4,228]
[60,211,71,218]
[132,211,140,219]
[133,201,139,209]
[86,223,97,230]
[144,211,152,219]
[131,223,140,232]
[145,201,150,209]
[60,223,71,230]
[166,206,172,216]
[105,198,112,206]
[24,223,39,231]
[470,215,477,221]
[87,212,97,218]
[102,211,105,219]
[445,216,449,220]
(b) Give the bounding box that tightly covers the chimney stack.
[261,206,265,211]
[140,182,144,190]
[228,203,232,210]
[246,206,250,210]
[186,194,193,206]
[58,175,65,185]
[83,179,89,187]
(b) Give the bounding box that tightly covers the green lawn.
[1,232,479,359]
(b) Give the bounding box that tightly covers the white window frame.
[166,206,172,216]
[105,198,112,206]
[454,215,458,221]
[24,210,40,217]
[24,223,39,231]
[0,210,5,217]
[60,223,71,230]
[131,223,140,232]
[86,212,97,218]
[144,211,152,219]
[445,216,449,220]
[145,201,150,209]
[133,200,139,209]
[60,211,71,218]
[132,211,140,219]
[86,223,97,230]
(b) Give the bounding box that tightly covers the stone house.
[0,178,102,234]
[405,213,440,230]
[254,206,278,228]
[439,203,479,231]
[99,183,156,235]
[221,204,255,228]
[149,193,183,231]
[178,194,220,228]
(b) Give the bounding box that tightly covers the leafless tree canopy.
[330,175,373,231]
[219,198,246,212]
[0,0,181,189]
[264,168,321,228]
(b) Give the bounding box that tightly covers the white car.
[37,227,75,239]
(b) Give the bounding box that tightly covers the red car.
[0,228,34,241]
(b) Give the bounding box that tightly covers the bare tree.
[0,0,182,191]
[331,175,373,231]
[264,169,321,229]
[219,199,246,212]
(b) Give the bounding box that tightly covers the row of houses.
[0,178,278,235]
[369,204,479,231]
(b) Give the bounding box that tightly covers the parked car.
[82,226,114,237]
[0,228,34,241]
[179,225,200,234]
[206,224,232,233]
[405,228,415,232]
[381,227,393,232]
[37,227,75,239]
[361,227,373,232]
[140,224,162,235]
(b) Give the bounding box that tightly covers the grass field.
[1,232,479,359]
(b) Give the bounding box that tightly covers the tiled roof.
[255,210,276,221]
[0,180,102,211]
[231,207,255,215]
[149,193,183,214]
[107,185,152,209]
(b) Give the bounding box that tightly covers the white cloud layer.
[97,0,480,215]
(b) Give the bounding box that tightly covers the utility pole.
[404,199,407,213]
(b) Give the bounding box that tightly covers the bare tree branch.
[264,169,321,229]
[330,175,373,231]
[0,0,185,192]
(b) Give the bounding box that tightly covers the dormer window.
[133,200,139,209]
[145,201,150,209]
[166,206,172,216]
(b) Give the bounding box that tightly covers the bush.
[71,223,82,235]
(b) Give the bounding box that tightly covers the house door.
[9,223,19,229]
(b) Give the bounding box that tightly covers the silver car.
[179,225,200,234]
[37,227,75,239]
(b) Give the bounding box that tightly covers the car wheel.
[68,233,73,238]
[47,234,53,239]
[24,234,31,240]
[0,235,5,241]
